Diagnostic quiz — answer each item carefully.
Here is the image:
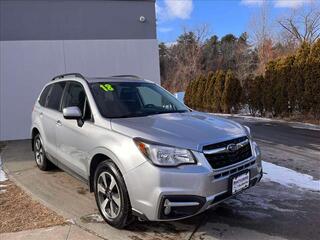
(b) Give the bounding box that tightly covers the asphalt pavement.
[225,116,320,179]
[1,116,319,240]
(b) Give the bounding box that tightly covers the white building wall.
[0,39,160,140]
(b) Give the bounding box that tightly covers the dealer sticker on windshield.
[100,84,114,92]
[231,171,250,194]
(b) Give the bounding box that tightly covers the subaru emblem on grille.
[227,143,238,152]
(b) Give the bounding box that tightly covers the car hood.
[111,112,247,151]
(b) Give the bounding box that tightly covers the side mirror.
[63,106,82,120]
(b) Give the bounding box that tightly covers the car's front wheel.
[94,160,132,228]
[33,134,53,171]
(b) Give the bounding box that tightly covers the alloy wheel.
[97,172,121,219]
[35,138,44,166]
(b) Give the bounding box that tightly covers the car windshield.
[90,82,190,118]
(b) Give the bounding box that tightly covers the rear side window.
[38,85,51,106]
[47,82,66,111]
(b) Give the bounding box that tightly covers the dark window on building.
[38,85,51,107]
[62,82,92,121]
[47,82,66,111]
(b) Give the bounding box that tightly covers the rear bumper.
[125,150,263,221]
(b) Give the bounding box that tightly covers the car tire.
[33,133,53,171]
[93,160,133,229]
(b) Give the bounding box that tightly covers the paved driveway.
[2,117,320,240]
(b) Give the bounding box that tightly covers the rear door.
[35,84,51,142]
[42,81,66,158]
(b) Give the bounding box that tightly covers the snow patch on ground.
[262,161,320,192]
[0,156,8,182]
[0,170,7,182]
[236,192,298,213]
[237,210,272,219]
[0,156,7,194]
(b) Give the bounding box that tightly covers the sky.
[156,0,316,43]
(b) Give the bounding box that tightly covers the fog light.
[160,196,206,219]
[164,199,171,215]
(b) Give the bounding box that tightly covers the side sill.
[49,156,89,186]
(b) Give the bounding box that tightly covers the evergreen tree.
[204,72,216,111]
[222,70,242,113]
[183,38,320,121]
[287,55,298,113]
[191,77,200,109]
[264,61,277,116]
[195,75,206,110]
[213,70,225,112]
[184,80,192,107]
[304,39,320,119]
[273,57,293,116]
[246,75,264,115]
[293,42,311,112]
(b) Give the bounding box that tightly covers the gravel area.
[1,141,65,233]
[0,176,66,233]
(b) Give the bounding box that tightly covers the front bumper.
[124,150,262,221]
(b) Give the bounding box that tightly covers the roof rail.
[51,73,85,81]
[110,75,141,79]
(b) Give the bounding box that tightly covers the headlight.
[134,139,196,167]
[244,125,252,138]
[252,141,261,157]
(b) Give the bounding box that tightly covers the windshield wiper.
[113,110,189,118]
[158,110,189,114]
[146,110,189,115]
[113,113,152,118]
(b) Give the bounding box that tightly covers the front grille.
[213,160,255,180]
[203,136,252,169]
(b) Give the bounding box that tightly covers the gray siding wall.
[0,0,156,40]
[0,0,160,140]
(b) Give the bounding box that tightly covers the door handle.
[56,120,62,126]
[39,112,43,118]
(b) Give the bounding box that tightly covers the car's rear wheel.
[34,134,52,171]
[94,160,132,228]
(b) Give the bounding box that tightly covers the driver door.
[55,81,94,179]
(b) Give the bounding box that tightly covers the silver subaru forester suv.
[31,73,262,228]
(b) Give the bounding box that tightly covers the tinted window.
[62,82,92,120]
[138,86,163,106]
[47,82,66,111]
[90,82,189,118]
[39,85,51,106]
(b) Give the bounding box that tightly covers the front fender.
[87,146,126,175]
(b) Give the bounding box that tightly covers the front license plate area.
[231,171,250,195]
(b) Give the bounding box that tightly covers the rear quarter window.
[38,85,52,106]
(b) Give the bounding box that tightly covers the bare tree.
[278,7,320,44]
[165,24,209,91]
[248,1,275,74]
[248,1,273,46]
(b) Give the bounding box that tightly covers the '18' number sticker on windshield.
[100,84,114,92]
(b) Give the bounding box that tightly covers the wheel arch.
[88,149,125,192]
